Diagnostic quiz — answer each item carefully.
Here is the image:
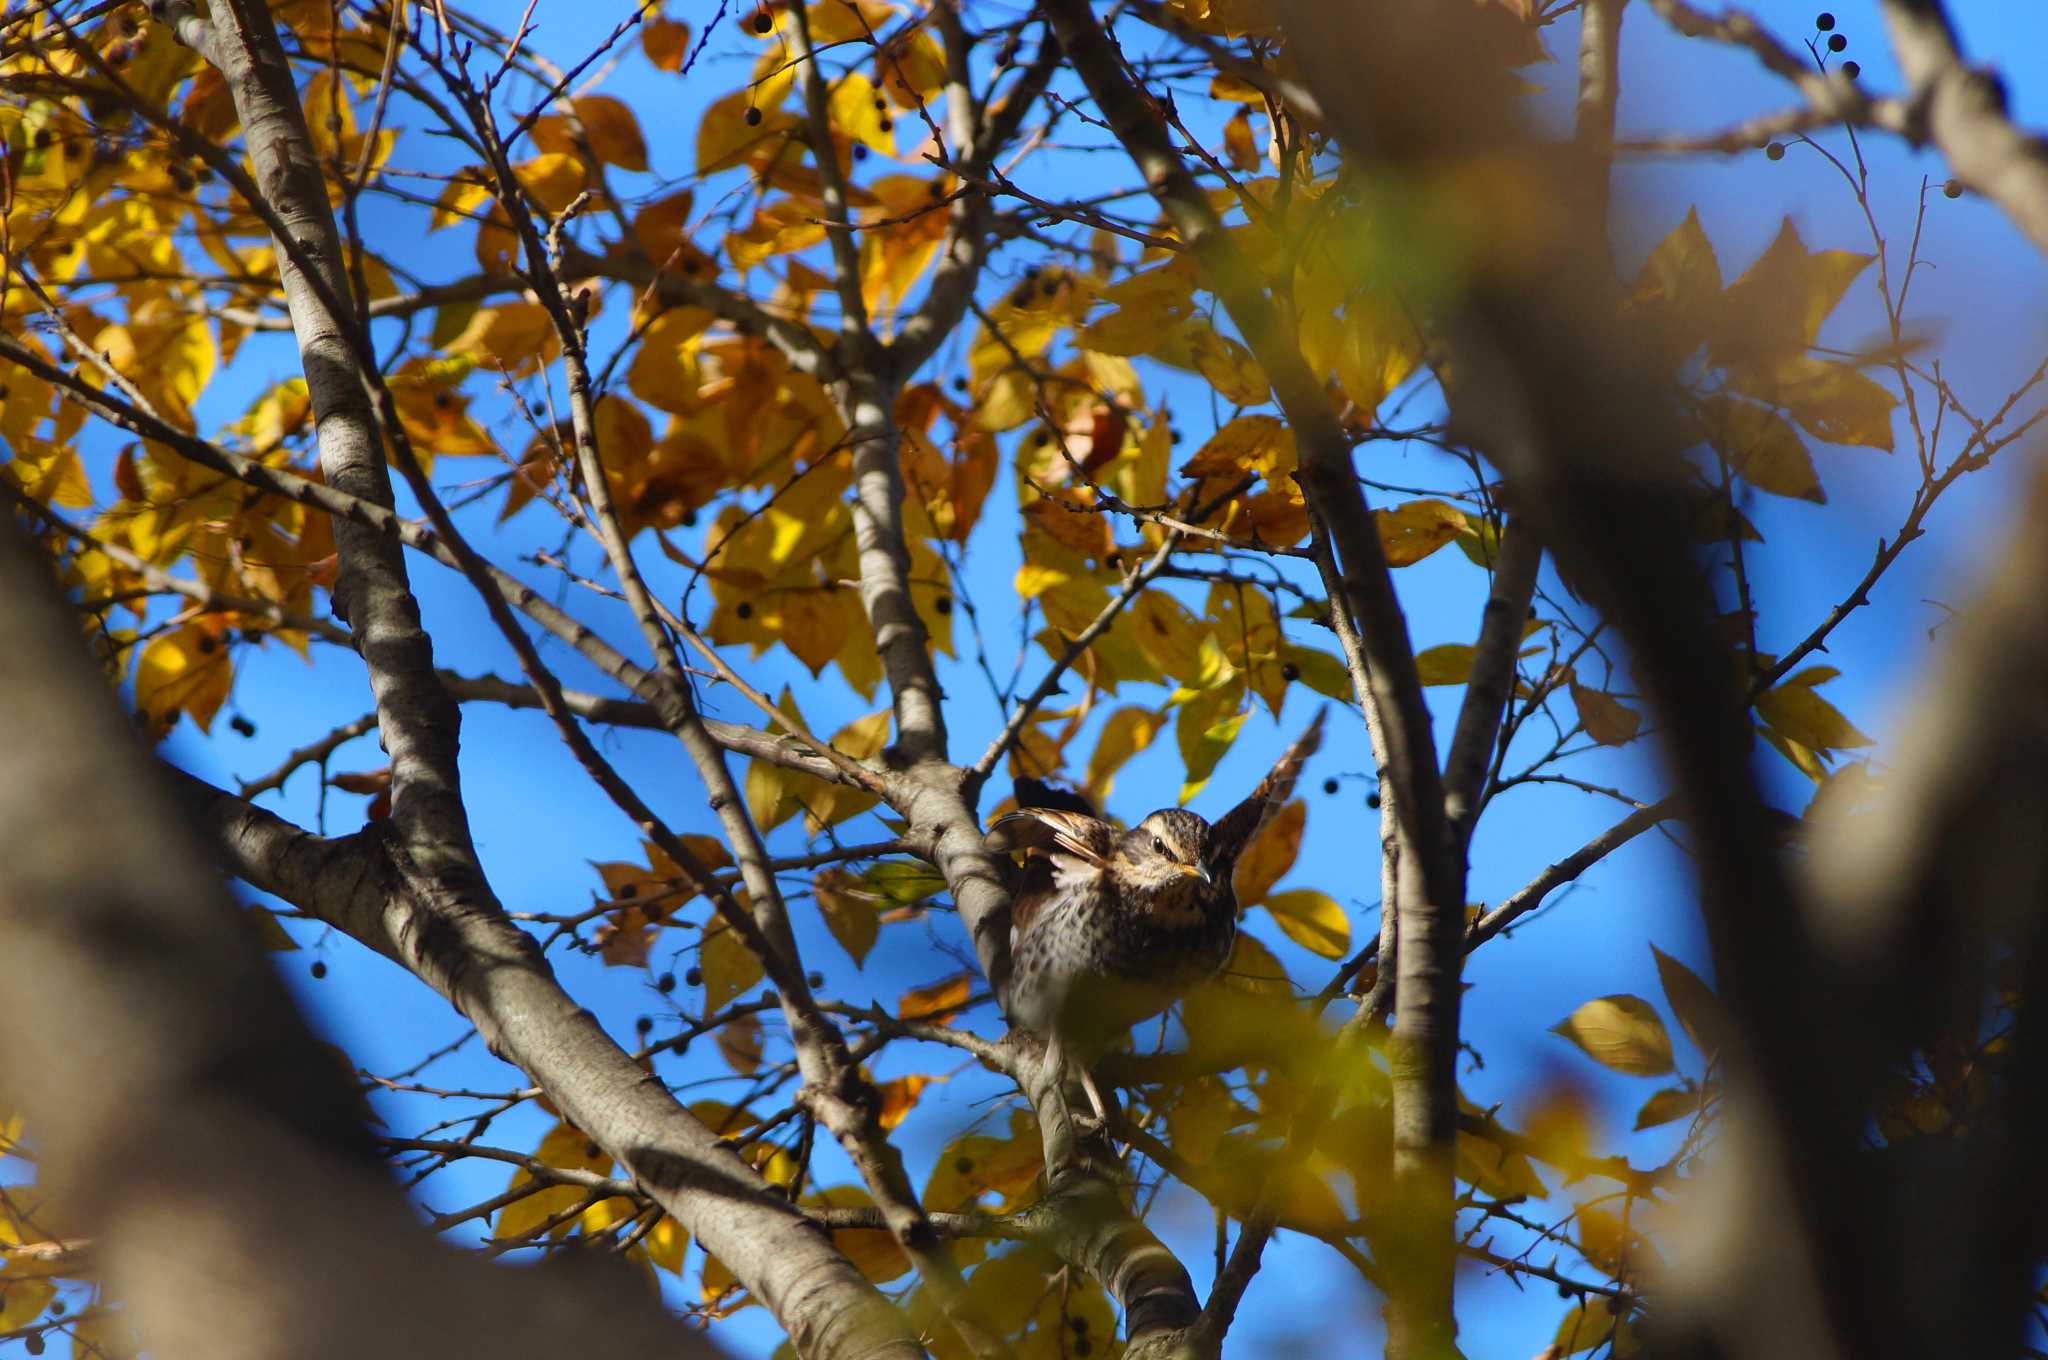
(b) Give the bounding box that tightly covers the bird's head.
[1112,809,1216,912]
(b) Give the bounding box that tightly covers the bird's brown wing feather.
[985,808,1115,935]
[1205,707,1327,872]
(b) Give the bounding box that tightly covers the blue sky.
[46,1,2048,1355]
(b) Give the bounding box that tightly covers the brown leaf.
[1549,995,1675,1076]
[1570,683,1642,746]
[1650,944,1723,1061]
[716,1014,764,1075]
[898,972,973,1023]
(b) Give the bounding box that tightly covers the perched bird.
[986,710,1326,1124]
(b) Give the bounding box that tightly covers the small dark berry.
[753,10,772,32]
[311,960,328,979]
[636,1015,653,1034]
[934,595,952,615]
[929,180,944,198]
[619,882,639,898]
[1827,33,1846,52]
[1169,428,1182,444]
[657,972,677,992]
[952,375,969,391]
[1841,60,1860,79]
[1323,778,1339,796]
[681,509,698,527]
[231,714,257,738]
[49,1301,65,1316]
[586,1141,601,1159]
[1815,12,1835,31]
[1105,552,1122,569]
[744,106,764,127]
[1281,662,1300,682]
[1366,792,1381,809]
[1766,142,1785,161]
[686,967,704,986]
[806,970,824,988]
[1944,179,1963,198]
[874,97,888,111]
[878,117,893,133]
[26,1335,43,1356]
[852,144,869,162]
[1557,1282,1574,1299]
[954,1156,974,1173]
[736,601,754,619]
[198,635,218,653]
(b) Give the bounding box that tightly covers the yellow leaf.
[1569,683,1641,746]
[1552,1302,1625,1357]
[829,71,894,156]
[1376,498,1468,566]
[1186,323,1270,406]
[1085,705,1166,803]
[1176,678,1248,801]
[874,28,946,108]
[642,16,691,71]
[701,911,766,1012]
[430,172,493,230]
[1415,642,1475,686]
[898,972,973,1022]
[513,151,588,215]
[444,302,559,375]
[496,1120,612,1241]
[1180,414,1294,482]
[1699,394,1822,502]
[571,94,649,172]
[1755,673,1873,752]
[1263,888,1349,959]
[816,868,880,967]
[877,1073,936,1129]
[135,623,232,736]
[1127,590,1210,684]
[645,1214,688,1274]
[0,1276,51,1331]
[1549,995,1675,1076]
[1233,800,1304,905]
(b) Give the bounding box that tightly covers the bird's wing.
[1012,775,1100,818]
[984,807,1116,860]
[1205,707,1327,873]
[985,808,1115,936]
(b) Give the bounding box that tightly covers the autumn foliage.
[1,0,2044,1357]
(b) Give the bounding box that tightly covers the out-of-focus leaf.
[1549,995,1675,1076]
[1650,944,1723,1061]
[1263,888,1350,959]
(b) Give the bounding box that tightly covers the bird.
[985,709,1326,1128]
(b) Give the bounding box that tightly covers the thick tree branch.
[182,771,925,1360]
[193,0,478,889]
[0,519,714,1360]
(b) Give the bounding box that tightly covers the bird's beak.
[1182,862,1214,886]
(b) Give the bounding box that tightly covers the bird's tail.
[1205,706,1328,871]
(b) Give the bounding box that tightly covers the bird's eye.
[1152,835,1169,857]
